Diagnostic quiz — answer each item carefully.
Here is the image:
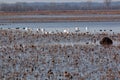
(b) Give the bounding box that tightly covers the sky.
[0,0,120,3]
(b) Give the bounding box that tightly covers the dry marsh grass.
[0,10,120,16]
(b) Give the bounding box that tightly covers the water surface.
[0,22,119,33]
[0,14,120,19]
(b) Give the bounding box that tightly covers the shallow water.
[0,14,120,19]
[0,22,120,33]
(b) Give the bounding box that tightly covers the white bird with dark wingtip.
[75,27,80,32]
[25,27,28,31]
[41,28,45,33]
[36,28,40,32]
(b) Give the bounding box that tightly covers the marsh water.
[0,14,120,19]
[0,21,120,33]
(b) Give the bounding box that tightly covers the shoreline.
[0,20,120,24]
[0,17,120,23]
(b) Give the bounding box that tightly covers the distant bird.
[41,28,45,33]
[16,27,20,29]
[104,30,106,31]
[25,27,28,31]
[49,31,54,34]
[86,27,88,32]
[25,27,32,32]
[75,27,80,32]
[23,27,25,29]
[110,30,112,32]
[64,29,69,33]
[36,28,40,32]
[100,29,102,32]
[64,29,67,33]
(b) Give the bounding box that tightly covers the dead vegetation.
[0,10,120,16]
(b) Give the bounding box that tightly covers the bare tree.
[104,0,112,9]
[87,0,92,10]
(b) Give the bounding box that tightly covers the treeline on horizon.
[0,2,120,12]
